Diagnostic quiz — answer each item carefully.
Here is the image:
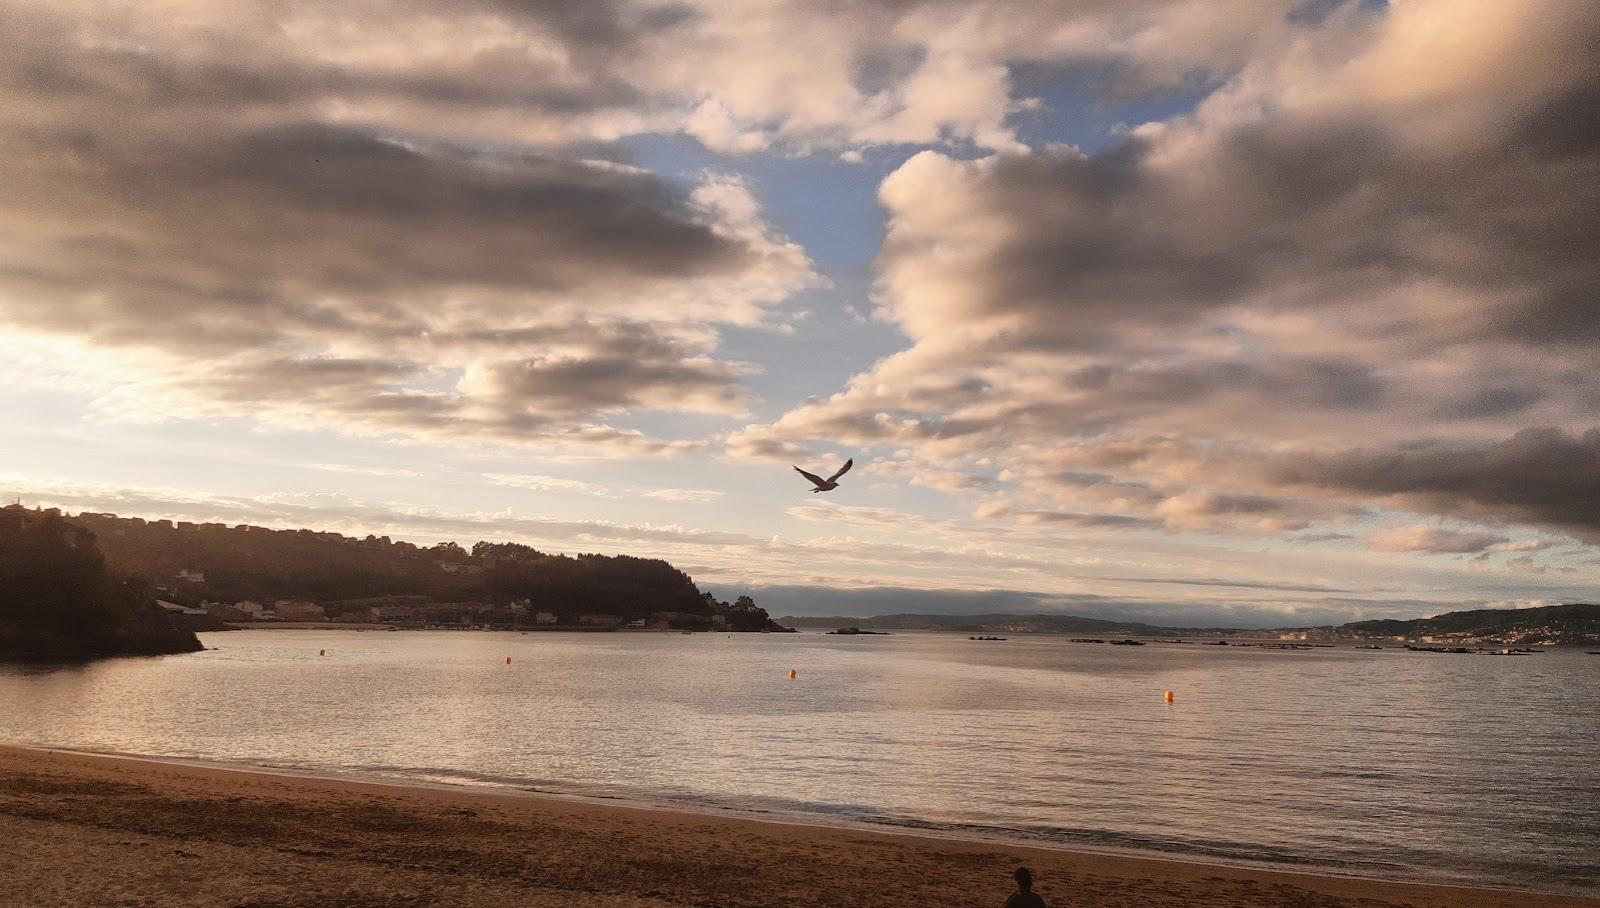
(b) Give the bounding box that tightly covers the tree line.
[1,506,203,659]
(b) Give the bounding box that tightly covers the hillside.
[49,509,787,630]
[1339,603,1600,646]
[1,507,203,660]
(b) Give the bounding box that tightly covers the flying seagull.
[794,458,853,493]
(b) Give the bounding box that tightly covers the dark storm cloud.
[4,124,737,339]
[971,142,1252,341]
[1273,428,1600,540]
[471,352,753,417]
[1436,386,1546,421]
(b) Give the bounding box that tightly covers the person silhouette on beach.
[1003,866,1046,907]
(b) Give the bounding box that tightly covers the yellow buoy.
[788,669,798,679]
[1164,690,1175,703]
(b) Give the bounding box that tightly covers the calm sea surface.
[2,630,1597,894]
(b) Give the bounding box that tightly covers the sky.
[2,0,1598,626]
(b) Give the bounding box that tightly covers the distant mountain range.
[781,602,1600,645]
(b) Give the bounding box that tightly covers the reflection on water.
[2,630,1597,894]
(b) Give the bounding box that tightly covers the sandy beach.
[1,745,1592,907]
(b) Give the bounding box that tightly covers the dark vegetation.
[41,509,789,631]
[0,507,203,660]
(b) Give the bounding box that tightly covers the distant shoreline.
[215,623,803,634]
[204,624,1600,650]
[221,622,622,632]
[1,744,1592,907]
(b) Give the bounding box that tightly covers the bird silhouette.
[794,458,853,493]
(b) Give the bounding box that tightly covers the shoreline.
[1,743,1563,894]
[2,744,1593,907]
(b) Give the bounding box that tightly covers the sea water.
[1,630,1596,895]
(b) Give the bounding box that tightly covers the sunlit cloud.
[4,0,1599,619]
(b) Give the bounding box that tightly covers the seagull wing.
[825,458,854,483]
[793,466,828,488]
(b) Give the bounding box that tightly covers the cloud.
[724,428,819,463]
[1368,525,1509,555]
[0,0,1457,458]
[637,0,1308,153]
[1501,554,1572,575]
[7,0,1600,616]
[0,475,760,552]
[737,1,1600,547]
[973,502,1159,529]
[861,458,998,493]
[0,3,831,452]
[1097,576,1351,594]
[482,474,614,496]
[309,463,425,479]
[483,473,722,502]
[0,0,1315,160]
[461,350,758,419]
[640,488,725,502]
[1489,539,1560,554]
[1275,429,1600,540]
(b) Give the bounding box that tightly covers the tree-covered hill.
[55,510,787,628]
[1,507,203,660]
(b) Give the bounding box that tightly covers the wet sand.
[1,745,1591,907]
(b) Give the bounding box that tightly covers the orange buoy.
[788,668,797,679]
[1164,690,1175,703]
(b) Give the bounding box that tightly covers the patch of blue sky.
[621,133,890,270]
[619,134,912,410]
[1008,64,1212,154]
